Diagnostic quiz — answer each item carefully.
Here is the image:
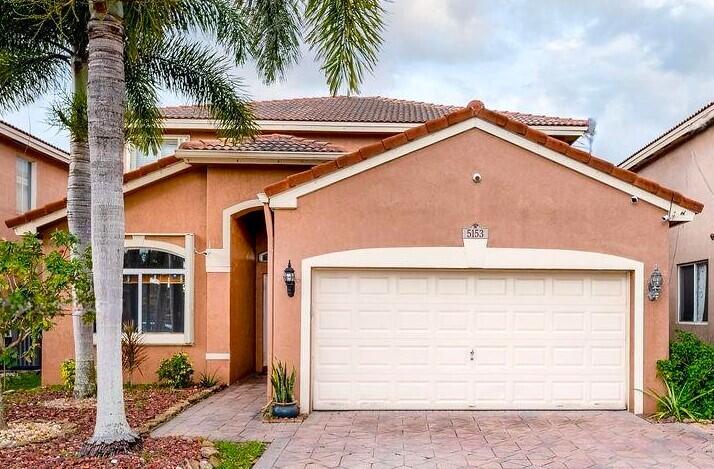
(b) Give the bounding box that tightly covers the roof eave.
[263,103,703,219]
[161,118,589,138]
[620,104,714,171]
[0,122,69,164]
[176,149,345,165]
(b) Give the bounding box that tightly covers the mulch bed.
[1,386,208,468]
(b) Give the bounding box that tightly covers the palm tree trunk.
[69,59,95,400]
[82,1,137,455]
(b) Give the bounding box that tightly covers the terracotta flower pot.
[272,401,299,418]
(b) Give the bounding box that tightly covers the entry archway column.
[205,249,232,384]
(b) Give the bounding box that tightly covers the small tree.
[0,231,91,429]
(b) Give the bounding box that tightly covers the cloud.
[2,1,714,163]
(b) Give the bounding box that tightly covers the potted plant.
[271,360,298,418]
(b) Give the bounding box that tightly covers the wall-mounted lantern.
[648,265,663,301]
[284,260,296,297]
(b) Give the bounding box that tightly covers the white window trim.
[297,243,644,415]
[93,235,195,345]
[677,260,708,325]
[15,157,37,213]
[124,134,190,170]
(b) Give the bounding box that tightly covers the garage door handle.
[470,349,475,361]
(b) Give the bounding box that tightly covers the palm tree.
[6,0,386,455]
[0,0,256,400]
[0,0,96,399]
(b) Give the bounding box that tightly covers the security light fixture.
[648,265,663,301]
[284,260,296,297]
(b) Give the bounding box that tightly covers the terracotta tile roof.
[264,100,704,214]
[180,134,344,153]
[500,111,588,127]
[0,120,69,163]
[161,96,588,127]
[5,155,183,229]
[621,101,714,169]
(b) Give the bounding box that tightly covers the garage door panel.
[312,269,628,410]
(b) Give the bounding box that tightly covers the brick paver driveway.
[153,377,714,468]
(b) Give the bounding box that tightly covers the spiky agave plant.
[644,379,714,422]
[271,360,296,404]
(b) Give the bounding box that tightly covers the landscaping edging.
[180,439,221,469]
[136,384,225,435]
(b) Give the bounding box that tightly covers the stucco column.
[205,270,231,384]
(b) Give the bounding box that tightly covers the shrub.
[60,359,76,391]
[656,331,714,419]
[271,360,295,404]
[157,352,194,388]
[121,321,147,386]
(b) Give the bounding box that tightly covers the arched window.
[122,248,185,334]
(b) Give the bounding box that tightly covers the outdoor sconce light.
[284,260,296,297]
[648,265,663,301]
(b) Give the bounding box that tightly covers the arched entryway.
[228,209,268,382]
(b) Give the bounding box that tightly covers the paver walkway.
[153,377,714,468]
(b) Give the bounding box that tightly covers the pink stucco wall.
[40,165,304,386]
[0,137,68,240]
[270,127,674,413]
[636,127,714,342]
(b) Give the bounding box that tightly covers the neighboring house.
[0,120,69,240]
[619,102,714,342]
[6,96,697,416]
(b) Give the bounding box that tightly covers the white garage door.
[311,269,628,410]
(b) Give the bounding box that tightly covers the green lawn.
[3,371,41,391]
[214,441,266,469]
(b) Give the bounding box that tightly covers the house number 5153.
[462,223,488,240]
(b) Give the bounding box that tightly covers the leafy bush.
[157,352,194,388]
[656,331,714,419]
[271,360,295,404]
[60,359,76,391]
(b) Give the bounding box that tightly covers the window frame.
[123,264,186,335]
[96,235,195,345]
[678,260,708,325]
[15,157,36,213]
[125,135,189,171]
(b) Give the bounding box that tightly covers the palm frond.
[132,36,257,141]
[0,47,69,111]
[124,54,162,152]
[48,87,88,142]
[124,0,251,64]
[245,0,302,84]
[304,0,386,95]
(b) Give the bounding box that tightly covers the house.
[6,96,700,415]
[619,102,714,343]
[0,120,69,240]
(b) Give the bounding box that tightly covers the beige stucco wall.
[0,137,68,240]
[636,127,714,342]
[270,127,673,414]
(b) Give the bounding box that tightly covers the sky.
[3,0,714,163]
